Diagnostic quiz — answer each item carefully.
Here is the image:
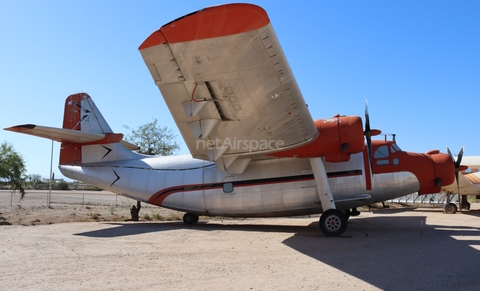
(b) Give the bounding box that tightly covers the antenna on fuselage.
[383,133,396,143]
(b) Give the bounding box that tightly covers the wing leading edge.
[139,4,318,173]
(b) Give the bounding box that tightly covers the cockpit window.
[392,144,401,152]
[374,145,389,158]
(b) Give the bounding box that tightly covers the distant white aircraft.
[3,3,457,236]
[441,154,480,213]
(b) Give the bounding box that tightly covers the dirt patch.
[0,202,186,226]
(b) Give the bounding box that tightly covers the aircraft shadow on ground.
[370,206,480,217]
[74,220,317,238]
[283,215,480,290]
[76,213,480,290]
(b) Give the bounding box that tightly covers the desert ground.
[2,190,480,290]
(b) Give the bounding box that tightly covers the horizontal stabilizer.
[4,124,139,150]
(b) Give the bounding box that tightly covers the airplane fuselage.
[59,146,420,217]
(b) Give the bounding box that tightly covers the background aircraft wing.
[459,156,480,170]
[139,4,318,172]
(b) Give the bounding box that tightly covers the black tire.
[319,209,348,237]
[183,213,199,225]
[444,203,457,214]
[344,209,351,220]
[461,201,471,210]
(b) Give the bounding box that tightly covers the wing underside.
[139,4,318,173]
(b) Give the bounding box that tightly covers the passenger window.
[376,159,389,165]
[223,182,233,193]
[374,145,389,158]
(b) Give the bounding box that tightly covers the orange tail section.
[5,93,138,165]
[60,93,114,165]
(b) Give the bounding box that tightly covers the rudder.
[63,93,113,133]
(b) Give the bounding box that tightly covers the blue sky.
[1,1,479,180]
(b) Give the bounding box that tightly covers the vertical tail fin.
[63,93,112,134]
[60,93,139,165]
[4,93,139,165]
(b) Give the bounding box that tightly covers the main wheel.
[461,201,471,210]
[444,203,457,214]
[183,213,199,225]
[319,209,347,237]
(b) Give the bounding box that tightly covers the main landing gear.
[183,213,199,225]
[444,194,471,214]
[319,209,348,237]
[310,157,348,237]
[444,203,457,214]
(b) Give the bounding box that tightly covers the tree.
[124,118,180,156]
[27,174,42,189]
[0,142,27,199]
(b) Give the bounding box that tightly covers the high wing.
[139,4,318,172]
[460,156,480,170]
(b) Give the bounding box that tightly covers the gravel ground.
[1,190,480,290]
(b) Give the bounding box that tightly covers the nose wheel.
[183,213,199,225]
[319,209,348,237]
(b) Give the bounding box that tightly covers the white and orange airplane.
[440,153,480,213]
[4,4,457,236]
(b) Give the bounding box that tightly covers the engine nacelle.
[270,115,365,162]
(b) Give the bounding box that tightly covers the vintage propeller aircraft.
[440,151,480,214]
[4,4,457,236]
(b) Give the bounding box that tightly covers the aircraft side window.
[393,158,400,165]
[376,159,389,165]
[223,182,234,193]
[390,146,397,153]
[374,145,389,159]
[392,144,402,151]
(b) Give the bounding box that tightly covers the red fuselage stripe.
[147,170,363,206]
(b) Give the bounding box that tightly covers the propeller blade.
[446,147,454,163]
[456,147,464,194]
[364,100,373,167]
[365,100,371,134]
[455,146,464,169]
[447,146,465,194]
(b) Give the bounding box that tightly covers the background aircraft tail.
[4,93,139,165]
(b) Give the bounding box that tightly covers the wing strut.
[309,157,336,210]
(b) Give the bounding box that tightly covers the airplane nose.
[430,152,456,187]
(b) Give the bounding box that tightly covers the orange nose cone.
[431,153,456,186]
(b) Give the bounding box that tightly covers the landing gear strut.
[460,195,470,210]
[345,208,361,219]
[310,157,347,237]
[183,213,199,225]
